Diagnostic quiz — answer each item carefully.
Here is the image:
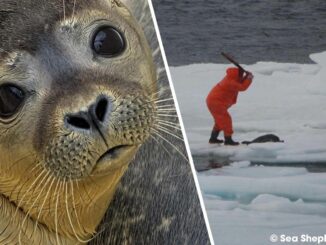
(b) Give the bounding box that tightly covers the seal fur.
[242,134,284,145]
[0,0,158,244]
[0,0,210,244]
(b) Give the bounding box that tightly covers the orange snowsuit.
[206,67,252,136]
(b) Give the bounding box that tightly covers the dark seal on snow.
[242,134,284,145]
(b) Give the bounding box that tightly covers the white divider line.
[147,1,215,244]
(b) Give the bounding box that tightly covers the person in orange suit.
[206,67,253,145]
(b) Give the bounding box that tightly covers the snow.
[170,51,326,244]
[198,164,326,245]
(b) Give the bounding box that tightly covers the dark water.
[193,154,326,173]
[153,0,326,66]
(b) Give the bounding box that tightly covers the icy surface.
[171,51,326,163]
[199,163,326,245]
[171,51,326,244]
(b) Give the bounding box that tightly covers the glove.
[246,72,254,80]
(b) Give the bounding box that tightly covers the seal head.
[0,0,157,243]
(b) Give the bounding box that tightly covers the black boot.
[224,136,239,146]
[209,130,224,144]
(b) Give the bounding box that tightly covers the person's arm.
[229,73,253,91]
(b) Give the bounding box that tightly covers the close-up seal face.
[0,0,158,244]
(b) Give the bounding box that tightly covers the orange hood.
[226,67,240,80]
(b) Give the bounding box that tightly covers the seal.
[0,0,158,244]
[242,134,284,145]
[0,0,211,244]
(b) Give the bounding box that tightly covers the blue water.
[153,0,326,66]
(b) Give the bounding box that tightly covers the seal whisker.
[156,119,182,128]
[156,114,179,118]
[70,179,86,235]
[14,166,45,217]
[32,176,56,235]
[11,162,41,203]
[156,105,177,109]
[71,179,112,241]
[148,89,163,98]
[30,177,56,244]
[47,177,61,220]
[65,181,81,241]
[150,85,170,96]
[66,180,95,243]
[18,171,52,244]
[55,181,63,245]
[21,171,51,216]
[152,131,188,162]
[153,127,184,142]
[156,101,180,116]
[149,135,172,158]
[157,122,182,131]
[157,108,177,112]
[149,97,175,104]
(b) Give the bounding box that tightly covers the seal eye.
[0,84,25,118]
[92,26,125,57]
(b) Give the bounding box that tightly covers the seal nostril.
[66,116,91,130]
[95,98,108,122]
